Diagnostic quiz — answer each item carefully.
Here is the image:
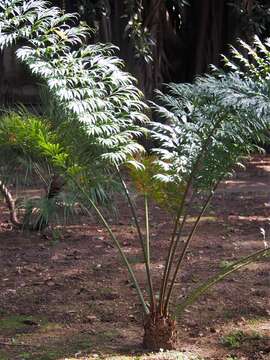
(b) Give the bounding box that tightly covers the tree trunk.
[0,175,65,231]
[0,179,22,228]
[47,174,65,199]
[26,174,65,231]
[143,313,178,350]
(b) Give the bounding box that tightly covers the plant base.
[143,313,178,350]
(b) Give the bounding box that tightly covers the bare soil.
[0,156,269,360]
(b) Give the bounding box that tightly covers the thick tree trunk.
[143,313,178,350]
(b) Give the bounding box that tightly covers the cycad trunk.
[143,312,178,350]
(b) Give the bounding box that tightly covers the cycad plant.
[0,0,149,315]
[0,0,147,229]
[141,72,270,348]
[0,109,93,230]
[0,100,125,230]
[0,1,270,351]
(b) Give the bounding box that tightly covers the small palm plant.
[0,102,124,230]
[0,0,149,314]
[0,0,148,229]
[0,1,270,351]
[0,108,71,230]
[140,73,270,348]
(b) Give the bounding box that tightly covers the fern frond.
[151,73,270,192]
[221,36,270,81]
[0,0,149,166]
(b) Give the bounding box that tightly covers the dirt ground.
[0,156,269,360]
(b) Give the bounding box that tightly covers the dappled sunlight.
[244,261,270,271]
[219,179,270,194]
[0,0,270,357]
[185,216,218,224]
[228,215,270,222]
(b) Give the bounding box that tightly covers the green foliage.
[221,330,263,349]
[0,110,80,229]
[0,0,150,312]
[151,74,270,195]
[129,155,186,212]
[221,330,245,348]
[124,0,155,63]
[0,0,150,229]
[0,107,121,229]
[148,68,270,318]
[0,0,148,167]
[124,0,189,63]
[221,36,270,81]
[0,112,64,164]
[219,260,235,270]
[1,0,270,351]
[39,90,122,207]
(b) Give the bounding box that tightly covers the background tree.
[2,0,270,102]
[58,0,270,86]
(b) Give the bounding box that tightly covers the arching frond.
[151,73,270,192]
[218,36,270,82]
[0,0,149,167]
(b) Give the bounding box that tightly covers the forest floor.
[0,156,269,360]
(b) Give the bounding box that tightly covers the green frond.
[221,36,270,81]
[0,0,149,167]
[151,72,270,195]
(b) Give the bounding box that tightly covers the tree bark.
[47,174,65,199]
[0,175,65,231]
[0,179,22,228]
[143,313,178,350]
[26,174,66,231]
